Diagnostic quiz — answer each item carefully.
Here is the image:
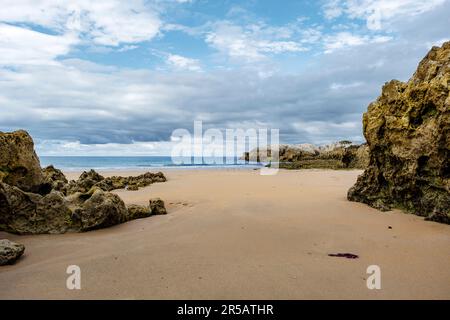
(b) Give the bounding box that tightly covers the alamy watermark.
[366,265,381,290]
[170,121,279,175]
[66,265,81,290]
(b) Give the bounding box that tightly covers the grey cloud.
[0,2,449,152]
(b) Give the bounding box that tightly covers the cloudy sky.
[0,0,449,155]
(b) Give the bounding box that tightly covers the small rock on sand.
[0,239,25,266]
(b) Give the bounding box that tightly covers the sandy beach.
[0,168,449,299]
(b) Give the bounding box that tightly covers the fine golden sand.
[0,169,449,299]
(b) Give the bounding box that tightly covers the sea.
[39,156,262,172]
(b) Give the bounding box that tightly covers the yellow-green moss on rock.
[348,41,450,223]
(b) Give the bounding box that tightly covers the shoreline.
[59,165,262,174]
[61,166,362,178]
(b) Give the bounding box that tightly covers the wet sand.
[1,169,449,299]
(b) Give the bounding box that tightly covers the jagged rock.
[67,169,105,194]
[243,144,318,162]
[94,176,127,192]
[67,170,166,194]
[245,142,369,169]
[354,144,370,169]
[341,144,370,169]
[102,172,166,191]
[1,181,134,234]
[0,130,50,194]
[42,165,68,194]
[0,239,25,266]
[126,204,152,220]
[67,188,128,231]
[0,182,73,234]
[149,198,167,215]
[348,41,450,223]
[0,130,169,234]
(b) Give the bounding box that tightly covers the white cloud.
[324,32,392,53]
[167,54,202,71]
[117,45,139,52]
[323,0,344,19]
[205,22,307,62]
[330,82,363,90]
[0,23,78,65]
[0,0,161,46]
[300,27,323,44]
[292,120,361,144]
[323,0,447,30]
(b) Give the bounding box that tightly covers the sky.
[0,0,449,156]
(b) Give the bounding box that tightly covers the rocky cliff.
[348,41,450,223]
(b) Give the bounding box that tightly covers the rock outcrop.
[0,182,129,234]
[243,142,369,169]
[348,41,450,223]
[126,204,152,220]
[42,165,68,194]
[67,170,166,194]
[0,183,73,234]
[68,188,128,231]
[67,169,104,194]
[0,130,169,234]
[0,130,50,194]
[126,198,167,220]
[0,239,25,265]
[149,198,167,215]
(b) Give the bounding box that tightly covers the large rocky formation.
[348,41,450,223]
[0,130,50,194]
[243,142,369,169]
[0,130,168,235]
[0,239,25,265]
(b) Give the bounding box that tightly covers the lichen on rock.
[149,198,167,215]
[67,170,166,194]
[0,239,25,266]
[0,130,50,194]
[126,204,152,220]
[42,165,68,194]
[348,41,450,223]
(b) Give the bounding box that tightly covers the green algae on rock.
[0,239,25,266]
[348,41,450,223]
